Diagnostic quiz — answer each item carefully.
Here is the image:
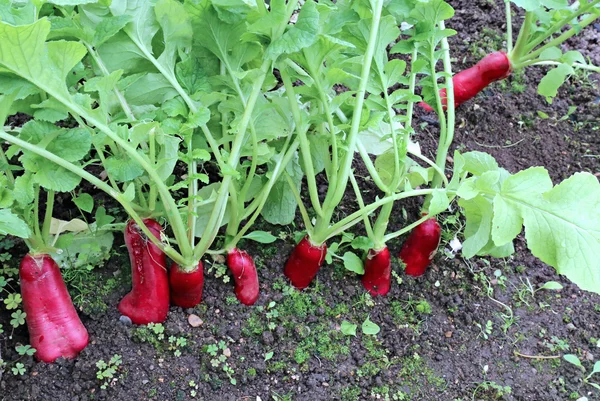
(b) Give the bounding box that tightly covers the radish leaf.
[0,209,31,239]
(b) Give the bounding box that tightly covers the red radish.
[227,248,259,305]
[361,247,391,296]
[420,52,512,111]
[284,236,327,290]
[19,254,89,362]
[169,262,204,308]
[399,217,441,277]
[118,219,169,325]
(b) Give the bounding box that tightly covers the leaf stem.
[383,212,431,242]
[349,171,376,241]
[314,0,384,236]
[284,170,314,236]
[279,67,323,216]
[426,20,454,208]
[510,12,535,62]
[505,0,513,54]
[41,190,54,243]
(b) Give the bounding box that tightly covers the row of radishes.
[1,0,599,365]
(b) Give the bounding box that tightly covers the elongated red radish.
[19,254,89,362]
[420,52,512,111]
[227,248,259,305]
[284,236,327,290]
[118,219,169,325]
[361,247,391,296]
[169,262,204,308]
[399,217,441,277]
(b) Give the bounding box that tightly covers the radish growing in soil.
[419,1,600,111]
[0,124,96,361]
[118,219,169,324]
[20,254,89,362]
[399,217,442,277]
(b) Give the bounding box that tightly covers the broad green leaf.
[429,189,450,216]
[93,15,132,46]
[340,320,357,336]
[410,0,454,23]
[518,173,600,293]
[459,195,494,258]
[0,19,87,100]
[491,195,523,246]
[0,209,31,239]
[13,173,34,206]
[123,73,179,106]
[33,162,82,192]
[361,315,380,336]
[342,251,364,275]
[375,151,396,188]
[358,120,401,155]
[0,1,36,25]
[104,154,144,182]
[538,64,573,102]
[468,165,600,293]
[155,0,192,72]
[243,231,278,244]
[112,0,160,53]
[265,0,319,60]
[262,154,302,225]
[156,134,180,181]
[462,151,499,176]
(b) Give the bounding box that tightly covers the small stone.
[188,314,203,328]
[142,380,149,385]
[119,315,133,326]
[262,331,274,345]
[566,323,576,331]
[223,348,231,358]
[444,331,453,338]
[585,351,595,361]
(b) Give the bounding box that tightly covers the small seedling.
[563,354,600,390]
[96,354,123,390]
[475,320,493,340]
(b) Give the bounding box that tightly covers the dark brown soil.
[2,1,600,401]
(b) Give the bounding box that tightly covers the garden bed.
[1,0,600,400]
